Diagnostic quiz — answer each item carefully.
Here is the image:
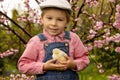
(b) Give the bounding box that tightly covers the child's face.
[41,8,68,36]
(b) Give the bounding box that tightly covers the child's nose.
[51,20,57,25]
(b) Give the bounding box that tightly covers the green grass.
[78,62,109,80]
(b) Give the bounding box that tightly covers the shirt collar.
[43,29,65,40]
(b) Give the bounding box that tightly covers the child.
[18,0,90,80]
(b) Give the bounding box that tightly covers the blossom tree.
[68,0,120,75]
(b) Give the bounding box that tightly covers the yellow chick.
[52,48,67,62]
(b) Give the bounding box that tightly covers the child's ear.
[40,17,43,25]
[66,22,70,27]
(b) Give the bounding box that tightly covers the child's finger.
[56,67,67,71]
[64,55,70,60]
[48,58,57,63]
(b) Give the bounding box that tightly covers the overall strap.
[37,33,47,41]
[64,31,71,40]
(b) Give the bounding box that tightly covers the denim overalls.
[36,31,79,80]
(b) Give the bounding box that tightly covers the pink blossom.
[113,5,120,30]
[99,69,104,73]
[21,74,27,78]
[0,54,4,58]
[108,74,120,80]
[87,34,95,39]
[109,36,114,42]
[116,5,120,12]
[71,28,78,32]
[89,29,97,34]
[109,0,115,2]
[105,47,109,50]
[0,48,18,58]
[94,40,104,48]
[92,1,99,7]
[92,14,96,18]
[86,44,93,51]
[10,74,15,78]
[94,21,103,30]
[27,17,33,22]
[104,29,110,33]
[75,7,80,11]
[111,33,120,42]
[36,19,43,25]
[115,47,120,53]
[88,29,97,39]
[106,32,110,36]
[115,13,120,20]
[102,35,106,39]
[74,18,81,21]
[85,0,99,7]
[9,74,35,80]
[82,11,88,14]
[113,22,120,30]
[97,63,102,69]
[20,16,27,22]
[85,0,91,3]
[88,17,93,20]
[0,17,5,23]
[103,37,111,45]
[104,29,110,36]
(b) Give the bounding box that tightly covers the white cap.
[40,0,71,11]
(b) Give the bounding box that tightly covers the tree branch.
[0,11,32,38]
[71,1,85,30]
[1,23,27,44]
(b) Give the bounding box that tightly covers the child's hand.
[59,55,77,69]
[43,59,67,71]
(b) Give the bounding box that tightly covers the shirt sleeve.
[18,36,45,75]
[70,32,90,71]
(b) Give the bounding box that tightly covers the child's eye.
[58,19,64,21]
[46,17,52,20]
